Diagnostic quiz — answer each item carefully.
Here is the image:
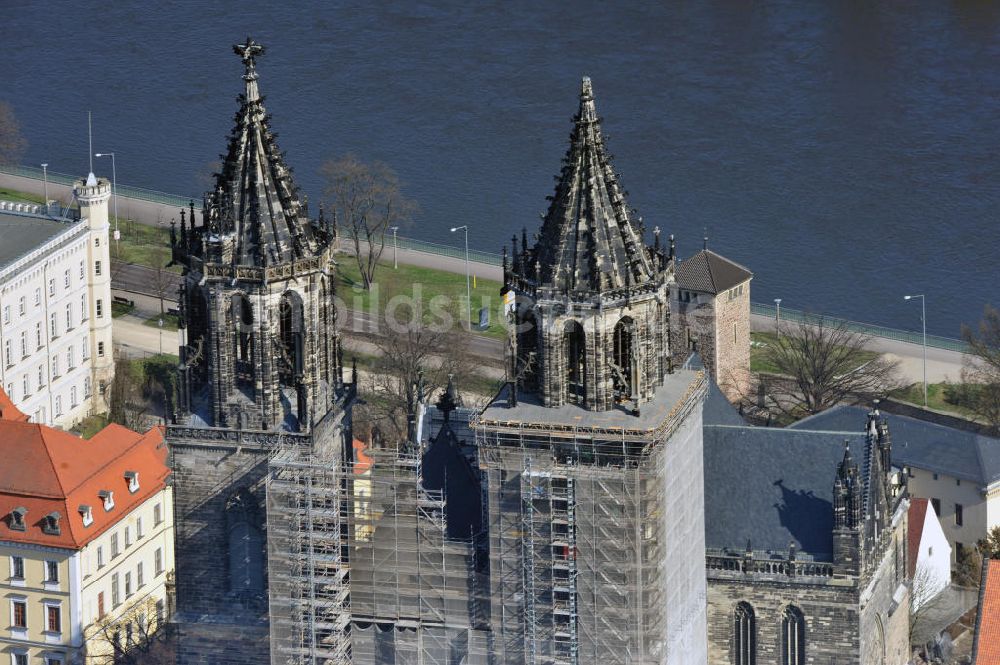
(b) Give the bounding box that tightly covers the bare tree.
[764,318,900,416]
[961,305,1000,433]
[88,595,175,665]
[0,101,27,165]
[107,355,147,431]
[321,154,416,289]
[978,525,1000,560]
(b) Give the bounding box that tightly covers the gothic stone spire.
[531,77,657,294]
[206,37,321,267]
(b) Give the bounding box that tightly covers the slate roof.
[972,558,1000,664]
[791,405,1000,485]
[704,424,866,560]
[530,77,657,293]
[675,249,753,295]
[204,38,321,267]
[0,212,78,272]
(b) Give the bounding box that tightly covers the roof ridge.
[37,424,68,498]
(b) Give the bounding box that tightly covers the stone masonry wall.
[707,575,859,664]
[713,285,751,404]
[168,438,272,664]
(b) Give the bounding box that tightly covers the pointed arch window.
[781,605,805,665]
[563,320,586,404]
[612,316,635,401]
[734,602,756,665]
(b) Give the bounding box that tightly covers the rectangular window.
[68,347,75,370]
[50,312,58,338]
[70,386,78,408]
[97,546,104,568]
[22,374,28,397]
[15,653,28,665]
[82,337,89,360]
[52,356,59,377]
[154,503,163,526]
[81,294,88,321]
[136,516,144,539]
[80,260,85,279]
[47,604,61,633]
[46,560,59,583]
[49,278,55,296]
[64,269,70,288]
[97,591,105,619]
[35,287,41,305]
[111,572,120,606]
[36,322,42,349]
[931,498,941,516]
[98,341,105,357]
[95,260,102,276]
[96,299,103,318]
[6,383,13,401]
[137,561,144,588]
[46,656,62,665]
[155,547,164,576]
[933,472,939,480]
[18,296,25,316]
[54,395,62,417]
[125,571,132,597]
[20,332,26,358]
[11,555,25,579]
[956,503,964,526]
[125,526,132,548]
[4,340,11,367]
[66,303,73,330]
[111,533,120,557]
[2,305,8,323]
[84,376,92,398]
[12,599,27,628]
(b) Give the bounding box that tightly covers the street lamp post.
[94,152,120,256]
[40,163,49,215]
[774,298,782,324]
[904,294,928,407]
[450,225,471,329]
[390,226,399,269]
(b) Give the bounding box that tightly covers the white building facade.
[0,176,114,428]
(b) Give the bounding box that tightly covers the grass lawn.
[751,331,879,375]
[0,188,45,204]
[890,382,981,420]
[112,300,135,318]
[337,259,507,339]
[111,222,180,273]
[72,414,109,439]
[142,312,179,331]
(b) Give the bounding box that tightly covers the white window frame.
[42,600,62,635]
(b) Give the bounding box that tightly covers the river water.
[5,1,999,336]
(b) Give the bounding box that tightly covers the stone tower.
[505,77,673,412]
[166,38,351,665]
[74,174,115,408]
[476,78,707,665]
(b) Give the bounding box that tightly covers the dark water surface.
[5,1,999,336]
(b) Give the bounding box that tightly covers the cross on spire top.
[233,36,265,69]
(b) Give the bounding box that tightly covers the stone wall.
[168,436,272,664]
[713,285,751,404]
[706,575,859,664]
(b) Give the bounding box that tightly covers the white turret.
[75,175,115,409]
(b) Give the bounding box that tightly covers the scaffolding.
[347,442,491,664]
[475,373,706,665]
[266,449,351,665]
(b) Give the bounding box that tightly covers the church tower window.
[563,320,586,404]
[781,605,805,665]
[612,316,635,402]
[733,601,756,665]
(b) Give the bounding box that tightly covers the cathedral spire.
[201,37,323,268]
[529,77,658,294]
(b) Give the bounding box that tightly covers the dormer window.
[9,507,27,531]
[99,490,115,512]
[43,512,61,536]
[79,505,93,527]
[124,471,139,494]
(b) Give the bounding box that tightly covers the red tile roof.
[0,416,169,550]
[974,558,1000,664]
[0,386,28,422]
[908,498,929,579]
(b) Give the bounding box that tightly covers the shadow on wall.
[772,479,832,555]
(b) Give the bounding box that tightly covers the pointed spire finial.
[579,76,597,123]
[233,37,265,101]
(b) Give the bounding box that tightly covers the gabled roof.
[973,558,1000,664]
[0,386,28,422]
[0,417,169,550]
[908,498,930,578]
[203,37,321,267]
[530,77,657,294]
[676,249,753,295]
[704,424,867,560]
[791,405,1000,484]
